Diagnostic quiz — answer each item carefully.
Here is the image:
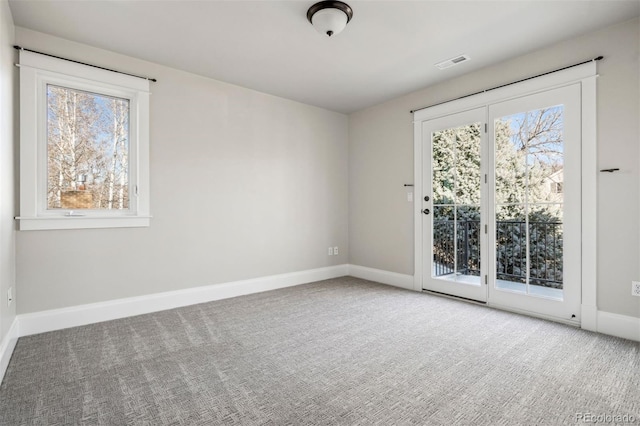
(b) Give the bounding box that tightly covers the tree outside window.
[47,85,130,211]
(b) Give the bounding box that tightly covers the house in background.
[0,0,639,389]
[546,169,564,203]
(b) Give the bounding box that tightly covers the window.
[551,182,563,194]
[17,51,150,230]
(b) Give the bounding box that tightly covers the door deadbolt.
[424,196,430,201]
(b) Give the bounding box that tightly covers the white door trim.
[580,75,598,332]
[413,62,598,328]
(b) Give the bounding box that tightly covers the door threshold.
[487,302,581,327]
[422,289,486,305]
[422,289,581,327]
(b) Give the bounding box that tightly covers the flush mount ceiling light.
[307,1,353,37]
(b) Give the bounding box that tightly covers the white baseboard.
[580,304,598,332]
[347,265,640,342]
[0,317,19,384]
[10,264,639,358]
[18,264,349,337]
[348,264,414,291]
[597,310,640,342]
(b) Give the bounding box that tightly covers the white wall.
[349,18,640,319]
[0,0,16,342]
[14,28,349,314]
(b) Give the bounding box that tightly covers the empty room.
[0,0,639,424]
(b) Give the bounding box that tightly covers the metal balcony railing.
[433,219,563,289]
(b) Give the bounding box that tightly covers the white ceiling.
[8,0,640,114]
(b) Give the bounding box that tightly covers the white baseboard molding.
[18,264,349,337]
[580,304,598,332]
[348,264,414,291]
[0,317,19,384]
[597,310,640,342]
[347,265,640,342]
[10,264,639,358]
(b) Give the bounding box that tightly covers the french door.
[421,108,488,302]
[420,84,581,321]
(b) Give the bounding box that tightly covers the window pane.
[494,104,565,300]
[527,106,564,204]
[47,85,130,210]
[452,124,481,206]
[494,114,527,204]
[456,205,481,277]
[495,204,527,292]
[432,129,454,204]
[528,204,563,297]
[433,205,455,277]
[432,122,482,286]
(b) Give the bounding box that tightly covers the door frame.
[413,62,597,328]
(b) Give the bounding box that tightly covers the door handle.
[422,208,430,215]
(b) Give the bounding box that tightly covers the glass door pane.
[494,106,565,300]
[432,123,482,284]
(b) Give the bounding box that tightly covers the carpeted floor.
[1,277,639,425]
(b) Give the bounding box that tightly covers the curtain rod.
[13,45,157,83]
[409,56,602,114]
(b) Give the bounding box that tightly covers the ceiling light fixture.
[307,1,353,37]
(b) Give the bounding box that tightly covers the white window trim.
[16,50,151,230]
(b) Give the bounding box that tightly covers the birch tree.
[47,86,129,210]
[112,98,130,210]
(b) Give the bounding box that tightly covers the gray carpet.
[1,277,639,425]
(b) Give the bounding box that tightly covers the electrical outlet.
[7,287,13,307]
[407,192,413,202]
[328,247,334,256]
[334,246,339,256]
[632,281,640,297]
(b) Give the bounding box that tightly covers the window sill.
[15,216,152,231]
